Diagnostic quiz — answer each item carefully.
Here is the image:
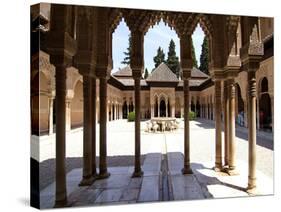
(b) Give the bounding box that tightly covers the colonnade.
[46,6,264,206]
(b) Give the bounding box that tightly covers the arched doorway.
[160,99,166,117]
[191,98,195,113]
[112,104,115,120]
[129,100,134,112]
[154,97,158,117]
[122,101,128,119]
[168,99,171,117]
[196,100,200,117]
[259,77,272,130]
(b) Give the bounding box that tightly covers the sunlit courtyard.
[35,118,273,208]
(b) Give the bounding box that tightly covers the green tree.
[121,34,132,65]
[153,47,166,69]
[166,39,180,78]
[199,36,209,75]
[144,68,149,79]
[191,39,198,68]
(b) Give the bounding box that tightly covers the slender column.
[91,77,97,177]
[151,104,154,118]
[228,78,238,175]
[158,99,160,117]
[214,80,223,171]
[132,77,143,177]
[79,75,94,186]
[107,103,109,121]
[48,97,54,135]
[65,100,71,131]
[99,77,110,178]
[166,102,168,117]
[271,96,274,133]
[182,79,193,174]
[172,105,175,118]
[120,105,123,119]
[224,80,229,167]
[256,96,260,130]
[54,65,67,206]
[111,104,112,121]
[247,71,257,192]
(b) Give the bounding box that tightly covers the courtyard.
[35,118,273,208]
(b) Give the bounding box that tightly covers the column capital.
[78,64,97,78]
[223,67,240,79]
[95,66,111,79]
[210,69,225,81]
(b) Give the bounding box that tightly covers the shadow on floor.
[194,119,273,150]
[190,162,246,198]
[39,155,145,191]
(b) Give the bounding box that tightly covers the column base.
[92,171,98,179]
[226,167,239,176]
[97,171,110,179]
[132,170,143,178]
[79,176,94,186]
[213,166,223,172]
[181,167,193,175]
[54,199,67,208]
[246,186,258,195]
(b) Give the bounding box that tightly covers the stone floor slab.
[138,175,160,202]
[94,188,124,203]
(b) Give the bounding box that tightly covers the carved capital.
[95,66,111,79]
[210,69,225,81]
[47,32,77,67]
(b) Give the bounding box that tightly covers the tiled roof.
[191,67,209,78]
[146,63,179,82]
[112,66,132,77]
[117,78,148,86]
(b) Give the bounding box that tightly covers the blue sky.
[112,19,205,73]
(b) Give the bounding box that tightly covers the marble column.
[79,75,94,186]
[65,99,71,131]
[132,77,143,177]
[244,98,248,127]
[48,97,54,135]
[158,99,160,117]
[91,77,97,177]
[223,80,229,167]
[98,76,110,178]
[172,105,175,118]
[151,104,154,118]
[228,78,238,175]
[256,95,260,130]
[214,80,223,171]
[247,71,257,192]
[54,65,67,206]
[182,79,193,174]
[166,102,168,117]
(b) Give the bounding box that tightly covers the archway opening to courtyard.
[160,99,166,117]
[259,77,272,130]
[196,99,200,117]
[71,80,83,129]
[236,83,245,126]
[122,101,128,119]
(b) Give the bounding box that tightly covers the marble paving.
[38,119,273,208]
[40,151,273,208]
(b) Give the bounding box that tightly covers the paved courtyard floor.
[35,118,274,208]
